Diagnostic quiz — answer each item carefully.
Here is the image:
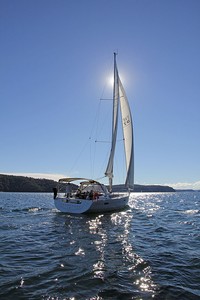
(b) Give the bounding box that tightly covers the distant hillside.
[135,184,175,192]
[0,174,175,193]
[176,189,199,192]
[112,184,175,193]
[0,174,57,192]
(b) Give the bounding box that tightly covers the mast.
[105,53,119,192]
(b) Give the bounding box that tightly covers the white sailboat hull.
[54,193,129,214]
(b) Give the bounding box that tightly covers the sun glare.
[108,74,114,87]
[107,73,127,87]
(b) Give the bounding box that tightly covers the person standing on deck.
[66,183,72,198]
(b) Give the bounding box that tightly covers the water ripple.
[0,192,200,299]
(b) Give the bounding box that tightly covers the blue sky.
[1,0,200,189]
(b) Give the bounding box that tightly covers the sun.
[108,74,114,87]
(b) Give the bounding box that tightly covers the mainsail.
[105,53,119,190]
[105,53,134,191]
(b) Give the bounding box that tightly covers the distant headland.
[0,174,175,193]
[0,174,56,192]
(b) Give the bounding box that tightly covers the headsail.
[105,53,134,191]
[119,77,134,189]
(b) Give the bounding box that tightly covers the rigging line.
[69,137,91,174]
[92,100,112,176]
[95,175,107,181]
[89,56,114,178]
[99,55,113,100]
[89,97,110,177]
[91,99,101,178]
[95,147,110,180]
[89,136,93,178]
[89,99,101,139]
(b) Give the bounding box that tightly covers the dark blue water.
[0,192,199,299]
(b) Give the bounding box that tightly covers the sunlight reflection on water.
[85,211,157,296]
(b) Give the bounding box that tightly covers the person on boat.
[53,187,57,199]
[81,191,87,199]
[66,183,72,198]
[93,191,99,200]
[76,188,81,198]
[89,190,93,200]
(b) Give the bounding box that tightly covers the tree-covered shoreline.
[0,174,175,193]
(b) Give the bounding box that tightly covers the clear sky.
[1,0,200,189]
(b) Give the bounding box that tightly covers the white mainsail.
[105,53,119,191]
[105,53,134,191]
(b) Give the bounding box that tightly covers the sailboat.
[54,53,134,213]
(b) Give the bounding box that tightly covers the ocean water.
[0,192,199,300]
